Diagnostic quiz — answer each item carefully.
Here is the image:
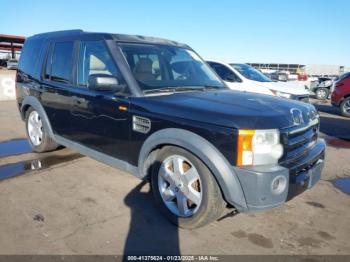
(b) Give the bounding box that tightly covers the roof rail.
[32,29,83,38]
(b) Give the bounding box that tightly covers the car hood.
[132,90,316,129]
[225,81,274,96]
[253,81,310,95]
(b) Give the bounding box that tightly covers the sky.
[1,0,349,67]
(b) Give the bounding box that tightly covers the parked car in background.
[331,72,350,117]
[311,77,333,100]
[330,75,340,94]
[16,30,325,228]
[6,59,18,70]
[268,71,288,82]
[0,59,7,68]
[207,60,310,102]
[297,73,308,81]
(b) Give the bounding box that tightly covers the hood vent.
[132,116,151,134]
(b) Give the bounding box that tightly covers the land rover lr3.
[16,30,326,228]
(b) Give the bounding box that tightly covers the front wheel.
[151,146,226,228]
[315,88,329,100]
[340,97,350,118]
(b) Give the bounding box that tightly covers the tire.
[151,146,226,229]
[315,88,329,100]
[340,97,350,118]
[25,107,58,153]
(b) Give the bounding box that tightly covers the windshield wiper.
[143,87,176,95]
[143,86,206,95]
[202,85,224,90]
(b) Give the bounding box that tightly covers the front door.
[69,40,131,161]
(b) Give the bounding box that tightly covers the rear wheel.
[340,97,350,118]
[151,146,226,228]
[25,107,58,152]
[315,88,329,100]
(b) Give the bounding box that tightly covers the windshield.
[230,63,272,82]
[338,72,350,82]
[119,43,225,92]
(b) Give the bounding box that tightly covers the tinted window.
[78,41,122,86]
[208,62,239,82]
[338,72,350,81]
[49,42,74,83]
[18,37,45,77]
[120,43,224,91]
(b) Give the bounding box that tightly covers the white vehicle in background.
[6,59,18,70]
[207,60,310,102]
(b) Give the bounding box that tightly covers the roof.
[29,30,190,48]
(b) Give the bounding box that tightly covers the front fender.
[138,128,248,211]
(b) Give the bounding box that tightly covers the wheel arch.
[21,96,55,138]
[138,128,248,211]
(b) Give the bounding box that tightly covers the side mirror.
[88,74,124,93]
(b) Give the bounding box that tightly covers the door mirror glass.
[88,74,124,92]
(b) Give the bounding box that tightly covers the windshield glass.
[338,72,350,81]
[230,63,272,82]
[119,43,225,92]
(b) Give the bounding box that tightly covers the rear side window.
[18,37,45,77]
[45,41,74,83]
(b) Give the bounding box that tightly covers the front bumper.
[331,90,342,106]
[234,138,326,212]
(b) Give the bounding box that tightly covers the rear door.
[40,41,77,137]
[69,40,131,161]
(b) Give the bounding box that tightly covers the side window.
[45,42,74,83]
[210,63,239,82]
[78,41,123,87]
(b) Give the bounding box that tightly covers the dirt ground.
[0,95,349,255]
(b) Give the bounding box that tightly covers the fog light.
[271,176,287,194]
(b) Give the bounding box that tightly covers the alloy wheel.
[158,155,202,217]
[27,111,43,146]
[343,100,350,114]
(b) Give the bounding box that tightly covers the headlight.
[237,129,283,166]
[271,90,292,99]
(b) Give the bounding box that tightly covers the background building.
[304,64,345,76]
[248,62,346,77]
[0,34,25,62]
[247,63,305,75]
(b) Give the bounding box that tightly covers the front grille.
[279,119,319,168]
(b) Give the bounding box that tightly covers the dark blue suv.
[16,30,326,228]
